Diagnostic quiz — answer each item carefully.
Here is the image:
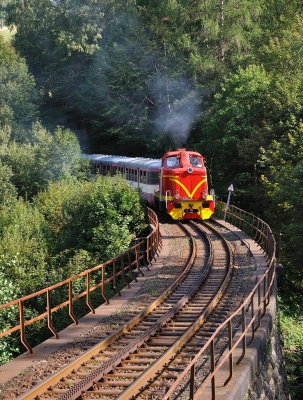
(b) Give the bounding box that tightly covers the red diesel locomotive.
[155,148,214,220]
[85,148,214,221]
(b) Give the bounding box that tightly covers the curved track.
[16,220,236,400]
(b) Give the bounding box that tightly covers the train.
[84,148,215,221]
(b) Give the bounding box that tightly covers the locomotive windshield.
[166,156,180,168]
[189,156,203,167]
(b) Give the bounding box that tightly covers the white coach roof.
[84,154,161,170]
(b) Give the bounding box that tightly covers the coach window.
[150,172,158,184]
[140,170,147,183]
[134,169,138,182]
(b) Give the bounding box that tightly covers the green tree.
[198,65,275,207]
[34,175,147,271]
[137,0,263,83]
[0,35,39,130]
[1,123,89,199]
[4,0,105,123]
[0,255,21,364]
[0,199,48,294]
[257,14,303,225]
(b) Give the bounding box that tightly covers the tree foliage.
[197,65,273,207]
[34,174,147,269]
[0,122,89,199]
[0,35,39,129]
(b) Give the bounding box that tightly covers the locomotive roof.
[163,148,204,158]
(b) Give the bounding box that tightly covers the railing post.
[19,300,33,354]
[128,250,137,282]
[112,259,121,296]
[68,280,78,325]
[263,274,268,315]
[121,255,130,288]
[101,265,109,304]
[224,319,233,385]
[47,289,58,338]
[86,271,95,314]
[135,244,144,276]
[257,285,261,329]
[211,339,216,400]
[146,236,151,266]
[190,357,196,400]
[248,295,255,345]
[236,305,246,365]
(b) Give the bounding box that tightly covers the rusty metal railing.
[135,207,162,268]
[163,201,277,400]
[0,208,160,355]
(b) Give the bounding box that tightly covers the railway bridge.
[0,202,288,399]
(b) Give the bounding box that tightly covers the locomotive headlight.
[187,167,193,173]
[202,194,206,199]
[175,191,180,200]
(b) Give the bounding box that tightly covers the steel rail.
[112,221,233,400]
[86,221,233,400]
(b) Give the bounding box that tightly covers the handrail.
[0,208,161,355]
[165,190,171,209]
[163,201,277,400]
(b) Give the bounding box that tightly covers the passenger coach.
[85,154,161,206]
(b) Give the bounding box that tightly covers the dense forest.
[1,0,303,397]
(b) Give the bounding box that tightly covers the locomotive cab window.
[166,156,180,168]
[189,156,203,167]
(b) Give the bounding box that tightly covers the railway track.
[14,220,243,400]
